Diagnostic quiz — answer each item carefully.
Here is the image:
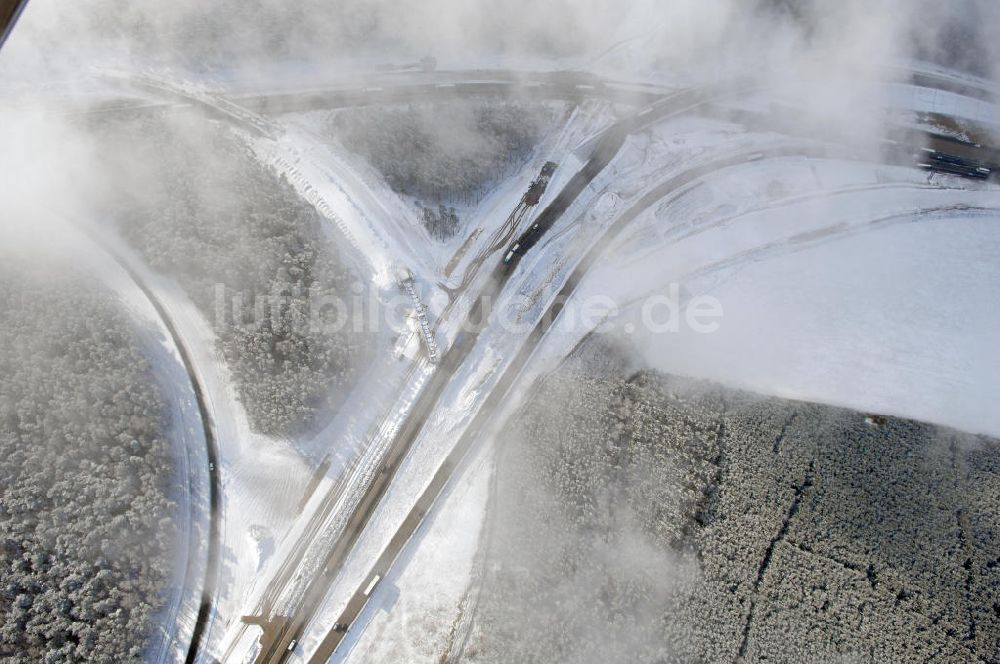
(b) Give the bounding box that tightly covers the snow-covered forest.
[91,111,370,437]
[329,101,560,238]
[0,266,176,663]
[466,339,1000,663]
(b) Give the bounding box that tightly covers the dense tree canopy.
[93,111,369,437]
[466,339,1000,663]
[330,101,561,238]
[0,268,176,663]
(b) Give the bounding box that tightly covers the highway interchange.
[68,65,1000,663]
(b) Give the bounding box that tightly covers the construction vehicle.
[522,161,558,206]
[501,162,558,265]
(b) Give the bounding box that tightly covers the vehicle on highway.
[502,220,543,265]
[286,639,297,652]
[919,148,992,179]
[363,574,381,597]
[502,163,561,266]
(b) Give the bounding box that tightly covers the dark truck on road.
[504,161,559,264]
[919,147,992,179]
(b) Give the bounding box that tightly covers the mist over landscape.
[0,1,998,663]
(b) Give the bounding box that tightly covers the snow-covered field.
[622,211,1000,436]
[559,153,1000,437]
